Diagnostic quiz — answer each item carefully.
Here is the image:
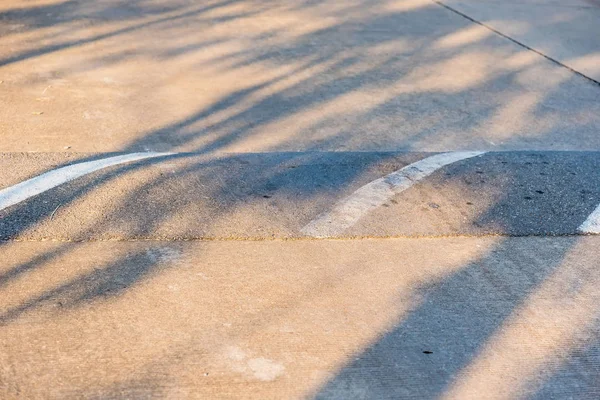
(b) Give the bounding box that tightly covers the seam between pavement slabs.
[431,0,600,87]
[1,232,598,243]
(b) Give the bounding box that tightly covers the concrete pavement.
[2,0,600,399]
[442,0,600,82]
[1,0,599,153]
[2,237,600,399]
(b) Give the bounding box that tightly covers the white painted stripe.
[579,206,600,234]
[0,152,172,212]
[301,151,486,238]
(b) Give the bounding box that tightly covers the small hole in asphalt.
[536,190,544,194]
[263,195,271,198]
[524,196,533,200]
[423,351,433,354]
[466,202,473,205]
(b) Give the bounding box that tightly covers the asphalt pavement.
[1,151,600,240]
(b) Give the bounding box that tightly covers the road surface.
[1,0,600,398]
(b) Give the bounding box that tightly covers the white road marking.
[301,151,486,238]
[0,152,172,212]
[579,206,600,234]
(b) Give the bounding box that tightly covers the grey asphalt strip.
[0,151,598,240]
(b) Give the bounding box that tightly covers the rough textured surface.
[1,151,600,239]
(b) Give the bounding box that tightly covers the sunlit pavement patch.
[0,151,599,240]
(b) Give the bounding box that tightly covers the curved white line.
[301,151,486,238]
[579,206,600,234]
[0,152,173,212]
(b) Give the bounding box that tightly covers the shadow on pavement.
[0,0,599,398]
